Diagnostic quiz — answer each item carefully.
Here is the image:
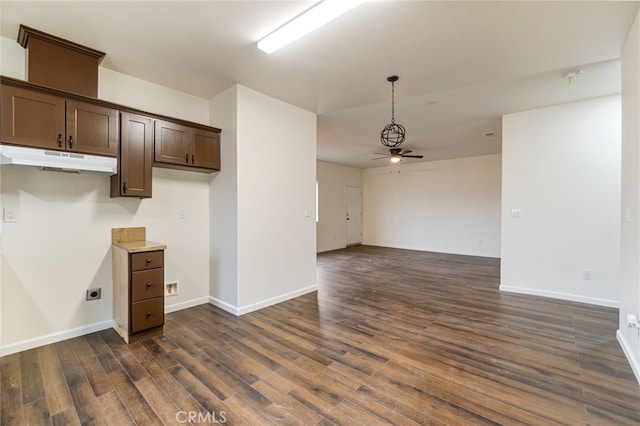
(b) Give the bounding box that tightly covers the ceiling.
[1,1,638,168]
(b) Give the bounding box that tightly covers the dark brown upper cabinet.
[18,25,105,98]
[1,84,118,157]
[66,100,119,156]
[154,119,220,172]
[1,84,65,150]
[111,112,153,198]
[192,127,221,170]
[154,119,190,165]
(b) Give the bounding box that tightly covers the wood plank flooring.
[2,245,640,425]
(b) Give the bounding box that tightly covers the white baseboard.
[361,243,500,259]
[0,296,211,356]
[209,284,318,316]
[0,319,114,357]
[499,285,619,308]
[165,296,209,314]
[617,329,640,384]
[208,297,240,315]
[317,244,347,253]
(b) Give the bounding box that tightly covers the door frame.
[346,185,363,246]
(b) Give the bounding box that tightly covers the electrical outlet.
[3,208,17,223]
[86,288,102,301]
[582,269,592,280]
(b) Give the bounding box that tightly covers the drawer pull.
[145,312,152,318]
[145,258,152,264]
[146,282,152,288]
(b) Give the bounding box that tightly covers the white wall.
[99,68,209,125]
[619,10,640,382]
[0,35,25,80]
[1,37,212,354]
[0,152,3,350]
[236,86,316,311]
[362,154,501,257]
[501,95,621,307]
[316,160,362,252]
[1,167,210,348]
[209,85,317,315]
[210,85,239,308]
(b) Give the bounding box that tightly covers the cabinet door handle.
[68,135,74,149]
[145,312,152,318]
[57,134,63,148]
[146,282,152,288]
[122,182,127,194]
[185,153,189,164]
[192,154,195,165]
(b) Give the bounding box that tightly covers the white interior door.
[346,186,362,246]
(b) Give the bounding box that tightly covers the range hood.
[0,145,117,173]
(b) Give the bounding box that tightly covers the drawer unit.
[112,233,166,344]
[127,250,164,338]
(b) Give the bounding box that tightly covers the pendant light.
[380,75,406,148]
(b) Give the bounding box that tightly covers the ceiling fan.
[372,147,424,163]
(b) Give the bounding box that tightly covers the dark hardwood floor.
[2,245,640,425]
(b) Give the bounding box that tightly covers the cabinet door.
[66,100,118,156]
[1,85,65,150]
[191,128,220,170]
[154,119,190,166]
[115,112,153,198]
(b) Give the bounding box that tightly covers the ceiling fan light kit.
[380,75,406,148]
[371,148,424,162]
[563,70,582,85]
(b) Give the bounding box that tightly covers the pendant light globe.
[380,123,406,148]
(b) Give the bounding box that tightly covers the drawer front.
[131,250,164,271]
[131,298,164,333]
[131,269,164,302]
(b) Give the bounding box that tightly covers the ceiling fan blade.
[399,149,413,155]
[401,154,424,158]
[371,156,390,160]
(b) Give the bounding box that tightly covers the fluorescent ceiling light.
[257,0,364,54]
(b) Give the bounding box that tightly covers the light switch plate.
[3,208,17,223]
